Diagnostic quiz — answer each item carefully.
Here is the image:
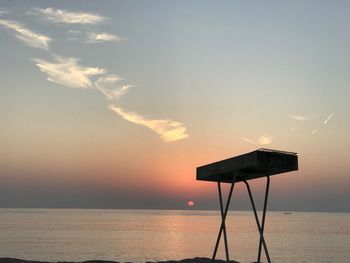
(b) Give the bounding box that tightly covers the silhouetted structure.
[197,148,298,263]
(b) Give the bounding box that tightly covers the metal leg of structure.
[218,182,230,261]
[212,174,238,261]
[243,180,271,263]
[257,176,270,263]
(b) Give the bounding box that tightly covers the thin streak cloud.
[33,8,106,24]
[86,32,121,43]
[288,114,308,121]
[34,56,106,89]
[0,19,51,50]
[109,105,189,142]
[242,138,256,144]
[0,9,9,15]
[312,113,335,135]
[323,113,334,124]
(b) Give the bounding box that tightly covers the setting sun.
[187,200,195,207]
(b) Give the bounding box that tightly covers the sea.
[0,209,349,263]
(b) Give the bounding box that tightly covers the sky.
[0,0,349,212]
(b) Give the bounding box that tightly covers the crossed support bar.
[212,174,271,263]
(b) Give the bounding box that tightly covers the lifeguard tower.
[197,148,298,263]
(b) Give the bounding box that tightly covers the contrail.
[323,113,334,124]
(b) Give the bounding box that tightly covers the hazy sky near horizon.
[1,0,350,212]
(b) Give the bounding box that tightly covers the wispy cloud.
[33,8,106,24]
[323,113,334,124]
[258,135,274,145]
[33,55,189,142]
[242,134,274,145]
[34,56,106,89]
[0,19,51,50]
[109,105,189,142]
[95,75,132,101]
[312,128,319,135]
[288,114,308,121]
[0,8,189,143]
[86,32,121,43]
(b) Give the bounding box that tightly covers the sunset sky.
[1,1,349,212]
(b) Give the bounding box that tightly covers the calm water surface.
[0,209,349,263]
